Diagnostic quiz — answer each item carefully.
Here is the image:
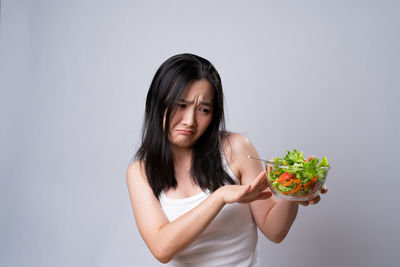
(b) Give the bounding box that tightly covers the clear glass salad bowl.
[263,159,331,201]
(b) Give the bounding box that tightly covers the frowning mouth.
[176,129,195,135]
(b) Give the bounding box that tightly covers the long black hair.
[135,53,235,198]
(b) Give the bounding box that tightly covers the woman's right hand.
[218,171,272,204]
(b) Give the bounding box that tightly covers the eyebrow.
[180,99,213,106]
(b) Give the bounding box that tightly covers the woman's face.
[166,79,214,151]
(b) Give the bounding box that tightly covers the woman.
[126,53,326,266]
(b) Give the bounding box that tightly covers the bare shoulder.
[126,159,165,220]
[126,160,143,176]
[221,132,260,180]
[126,160,148,187]
[221,132,258,159]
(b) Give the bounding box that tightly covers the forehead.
[181,79,214,102]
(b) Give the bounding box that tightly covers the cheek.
[163,109,179,131]
[199,115,213,131]
[167,113,181,133]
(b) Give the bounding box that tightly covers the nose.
[182,106,196,127]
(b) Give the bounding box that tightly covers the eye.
[177,103,186,108]
[199,107,210,113]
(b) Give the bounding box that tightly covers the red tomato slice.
[277,172,294,183]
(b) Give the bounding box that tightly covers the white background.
[1,0,399,266]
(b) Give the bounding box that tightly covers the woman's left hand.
[295,184,328,206]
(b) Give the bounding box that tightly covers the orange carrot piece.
[277,172,294,183]
[282,181,292,186]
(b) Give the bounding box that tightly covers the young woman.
[126,53,327,266]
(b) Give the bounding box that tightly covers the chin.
[171,139,196,149]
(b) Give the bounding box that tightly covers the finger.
[297,201,309,206]
[267,165,272,173]
[252,170,267,184]
[250,171,268,192]
[308,195,321,205]
[251,180,269,194]
[321,185,328,194]
[241,184,251,195]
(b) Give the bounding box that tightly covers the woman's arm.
[126,161,270,263]
[225,133,301,243]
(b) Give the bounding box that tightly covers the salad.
[267,149,330,199]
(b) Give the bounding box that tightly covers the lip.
[176,129,195,135]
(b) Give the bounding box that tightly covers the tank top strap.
[220,148,240,184]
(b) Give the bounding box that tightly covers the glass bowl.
[263,159,331,201]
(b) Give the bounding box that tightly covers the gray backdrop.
[1,0,399,266]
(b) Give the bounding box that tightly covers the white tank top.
[159,153,260,267]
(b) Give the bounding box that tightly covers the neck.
[170,146,193,180]
[171,147,192,165]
